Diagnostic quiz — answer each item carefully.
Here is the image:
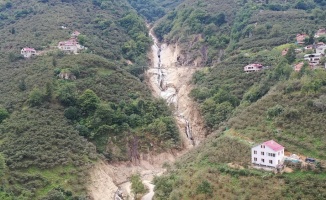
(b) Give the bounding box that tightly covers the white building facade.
[251,140,284,168]
[316,45,326,55]
[21,48,36,58]
[244,63,263,73]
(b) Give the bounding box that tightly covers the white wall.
[252,145,284,168]
[316,46,326,54]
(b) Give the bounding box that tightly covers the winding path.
[141,180,155,200]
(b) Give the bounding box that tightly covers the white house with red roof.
[58,38,86,54]
[21,47,37,58]
[251,140,284,168]
[244,63,264,73]
[58,38,79,54]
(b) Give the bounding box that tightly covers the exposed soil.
[87,27,207,200]
[87,161,118,200]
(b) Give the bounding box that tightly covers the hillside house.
[296,34,308,45]
[252,140,284,168]
[58,38,85,54]
[316,45,326,55]
[315,28,326,38]
[244,63,263,73]
[21,47,36,58]
[304,45,313,50]
[304,53,322,66]
[71,31,80,38]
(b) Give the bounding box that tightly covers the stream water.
[149,30,195,145]
[135,28,197,200]
[114,28,200,200]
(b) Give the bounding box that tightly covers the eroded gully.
[140,27,207,199]
[89,25,207,200]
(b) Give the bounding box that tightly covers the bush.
[0,107,9,123]
[28,88,45,107]
[313,95,326,111]
[64,107,81,120]
[78,89,100,115]
[267,104,284,119]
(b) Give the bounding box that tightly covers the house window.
[278,152,280,155]
[254,150,257,154]
[261,159,265,163]
[272,153,275,157]
[261,152,264,156]
[269,160,273,164]
[254,157,257,161]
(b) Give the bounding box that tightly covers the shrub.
[57,83,78,106]
[131,174,147,197]
[267,104,284,119]
[78,89,100,115]
[313,95,326,111]
[0,107,9,123]
[27,88,45,107]
[64,107,81,120]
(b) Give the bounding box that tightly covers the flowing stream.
[113,27,203,200]
[149,30,195,145]
[136,27,198,200]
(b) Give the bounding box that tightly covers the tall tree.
[131,174,146,199]
[285,45,296,64]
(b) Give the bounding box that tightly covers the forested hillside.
[126,0,326,199]
[0,0,180,199]
[1,0,326,199]
[154,0,326,66]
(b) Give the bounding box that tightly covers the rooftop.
[263,140,284,151]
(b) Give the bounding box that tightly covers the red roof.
[72,31,80,36]
[22,47,36,51]
[263,140,284,151]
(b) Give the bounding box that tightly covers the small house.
[21,47,36,58]
[244,63,263,73]
[58,39,78,54]
[304,53,322,66]
[71,31,81,38]
[304,45,313,51]
[316,45,326,55]
[296,34,308,45]
[315,28,326,38]
[58,38,85,54]
[252,140,284,168]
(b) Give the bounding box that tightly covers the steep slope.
[154,0,326,66]
[0,0,180,199]
[150,0,326,199]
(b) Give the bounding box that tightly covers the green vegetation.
[152,0,326,66]
[0,0,179,199]
[131,174,147,199]
[125,0,326,199]
[0,0,326,199]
